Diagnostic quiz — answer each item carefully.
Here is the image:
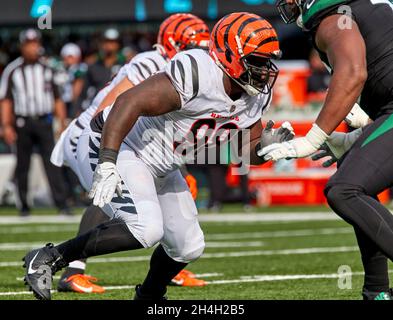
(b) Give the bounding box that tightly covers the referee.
[0,29,70,216]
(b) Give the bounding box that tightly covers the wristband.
[98,147,119,164]
[306,124,329,148]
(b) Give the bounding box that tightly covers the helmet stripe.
[213,14,230,53]
[242,27,273,49]
[173,17,194,34]
[255,36,279,49]
[223,13,247,55]
[236,17,265,38]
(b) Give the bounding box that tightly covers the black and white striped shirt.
[0,57,59,117]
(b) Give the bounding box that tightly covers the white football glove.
[345,103,370,128]
[258,124,328,161]
[88,162,123,208]
[325,128,363,159]
[311,128,363,167]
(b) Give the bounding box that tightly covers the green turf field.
[0,207,391,300]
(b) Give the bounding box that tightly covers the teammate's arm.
[314,14,367,134]
[94,77,134,116]
[101,72,181,156]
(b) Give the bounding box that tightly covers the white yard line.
[0,246,359,268]
[205,227,352,240]
[1,224,352,238]
[14,272,225,282]
[0,212,341,225]
[0,271,367,297]
[0,241,266,251]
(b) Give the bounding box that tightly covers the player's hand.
[258,124,328,161]
[311,144,338,167]
[325,128,363,159]
[3,125,17,145]
[89,162,122,208]
[259,120,295,149]
[345,103,370,128]
[185,174,198,200]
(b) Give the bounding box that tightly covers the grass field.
[0,206,391,300]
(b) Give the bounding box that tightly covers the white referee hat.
[19,29,41,44]
[61,43,81,58]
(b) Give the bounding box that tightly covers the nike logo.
[306,0,316,9]
[28,252,39,274]
[72,282,93,293]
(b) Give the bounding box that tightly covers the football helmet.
[276,0,303,24]
[209,12,281,96]
[157,13,210,59]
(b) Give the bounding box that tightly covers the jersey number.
[174,119,238,155]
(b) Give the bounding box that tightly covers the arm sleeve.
[302,0,350,31]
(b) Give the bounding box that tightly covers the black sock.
[140,245,187,297]
[60,267,85,280]
[354,227,390,292]
[61,205,109,279]
[56,218,143,263]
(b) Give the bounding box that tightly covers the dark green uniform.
[301,0,393,297]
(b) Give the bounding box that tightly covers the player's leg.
[57,205,108,293]
[15,119,34,214]
[136,170,205,299]
[23,142,164,300]
[325,114,393,298]
[353,226,389,299]
[58,125,110,292]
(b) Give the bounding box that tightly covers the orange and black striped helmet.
[157,13,210,59]
[209,12,281,96]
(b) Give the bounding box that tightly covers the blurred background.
[0,0,387,213]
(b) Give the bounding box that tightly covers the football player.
[23,12,295,300]
[260,0,393,300]
[50,13,210,293]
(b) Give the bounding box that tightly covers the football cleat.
[133,284,167,300]
[171,269,207,287]
[57,274,105,294]
[22,243,68,300]
[363,289,393,300]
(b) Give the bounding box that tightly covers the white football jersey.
[103,49,272,177]
[76,50,167,129]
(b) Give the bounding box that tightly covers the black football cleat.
[133,284,167,300]
[22,243,68,300]
[362,288,392,300]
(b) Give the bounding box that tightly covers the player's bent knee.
[181,242,205,263]
[325,183,365,221]
[142,224,165,248]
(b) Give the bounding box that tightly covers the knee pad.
[167,234,205,263]
[180,242,205,263]
[141,224,165,248]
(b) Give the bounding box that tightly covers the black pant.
[325,113,393,291]
[15,116,68,211]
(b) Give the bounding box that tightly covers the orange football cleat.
[171,269,207,287]
[58,274,105,294]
